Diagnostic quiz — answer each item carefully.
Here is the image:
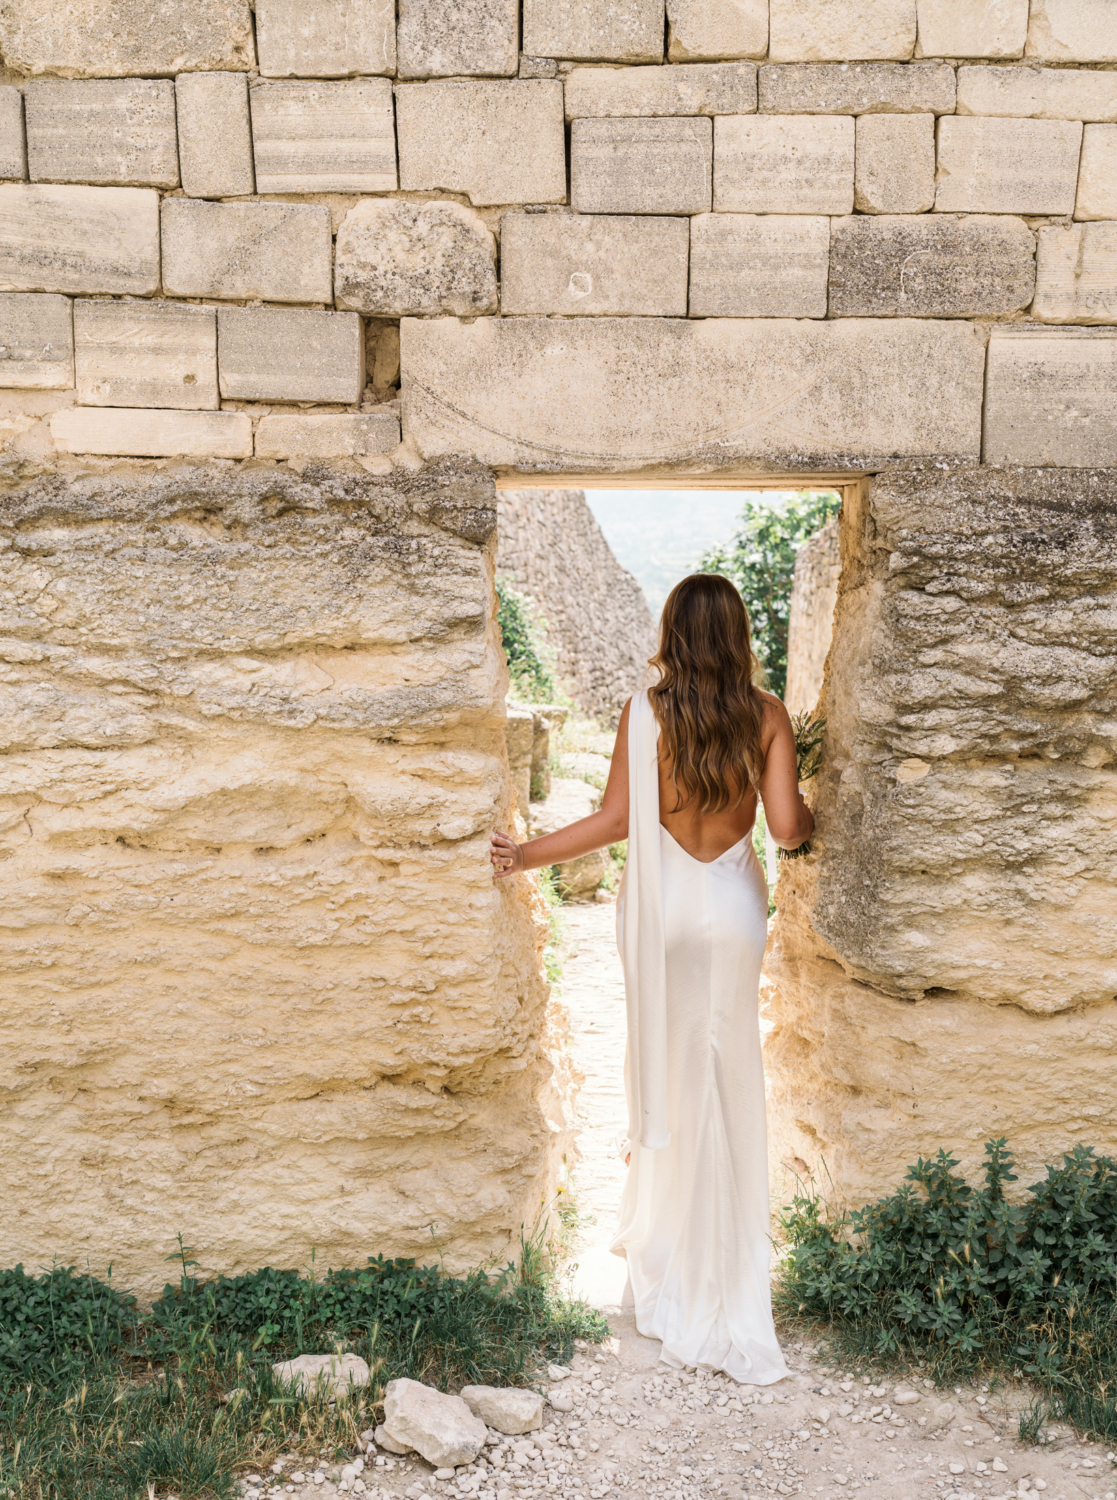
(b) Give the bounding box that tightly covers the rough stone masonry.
[2,0,1117,1281]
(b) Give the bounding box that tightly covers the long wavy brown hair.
[648,573,766,814]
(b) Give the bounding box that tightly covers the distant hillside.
[585,489,796,617]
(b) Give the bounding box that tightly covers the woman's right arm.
[757,697,815,851]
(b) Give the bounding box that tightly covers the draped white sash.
[620,690,670,1151]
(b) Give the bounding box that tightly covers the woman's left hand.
[490,829,525,878]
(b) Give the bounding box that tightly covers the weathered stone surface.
[957,65,1117,122]
[398,0,518,77]
[274,1353,371,1398]
[383,1380,486,1468]
[521,0,664,63]
[564,61,755,117]
[500,213,689,315]
[255,0,395,77]
[934,117,1083,215]
[571,117,712,215]
[765,464,1117,1209]
[375,1427,412,1456]
[255,412,400,460]
[0,184,159,296]
[1033,221,1117,325]
[769,0,917,62]
[829,214,1036,318]
[459,1386,544,1435]
[714,114,853,214]
[854,112,934,214]
[161,200,333,304]
[0,293,72,389]
[402,316,986,470]
[1026,0,1117,64]
[984,329,1117,467]
[0,459,567,1297]
[74,299,217,410]
[915,0,1027,58]
[666,0,768,61]
[504,703,535,815]
[759,61,955,114]
[249,79,396,194]
[175,73,255,199]
[50,407,252,457]
[1076,126,1117,222]
[689,213,829,318]
[0,86,25,181]
[217,307,363,403]
[497,489,656,719]
[785,513,838,716]
[396,80,566,207]
[0,0,255,76]
[335,199,497,317]
[24,79,178,188]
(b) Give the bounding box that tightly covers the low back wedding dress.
[610,689,789,1385]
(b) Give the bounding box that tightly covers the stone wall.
[785,514,840,716]
[3,0,1117,1248]
[0,457,575,1296]
[497,488,657,722]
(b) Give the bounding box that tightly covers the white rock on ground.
[271,1353,371,1399]
[381,1378,487,1467]
[459,1385,544,1434]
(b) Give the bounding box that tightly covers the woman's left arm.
[491,700,630,877]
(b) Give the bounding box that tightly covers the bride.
[490,572,814,1383]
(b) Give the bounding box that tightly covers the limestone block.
[335,199,497,317]
[24,80,178,189]
[504,703,535,815]
[382,1380,486,1468]
[564,62,756,117]
[398,0,518,77]
[769,0,917,62]
[459,1386,543,1436]
[1033,222,1117,325]
[915,0,1027,59]
[759,61,955,114]
[666,0,768,61]
[521,0,664,64]
[934,117,1083,215]
[785,514,838,715]
[500,213,689,315]
[401,315,986,469]
[1026,0,1117,64]
[274,1353,371,1398]
[956,66,1117,123]
[854,113,935,214]
[255,412,400,460]
[0,0,255,76]
[0,293,72,389]
[217,307,363,404]
[50,407,252,457]
[0,184,159,296]
[255,0,395,77]
[1076,126,1117,222]
[161,200,333,303]
[73,300,217,410]
[688,213,829,318]
[984,329,1117,467]
[175,73,255,199]
[571,117,712,215]
[249,79,396,194]
[829,214,1036,318]
[0,87,26,181]
[714,114,853,215]
[396,81,566,207]
[530,776,607,895]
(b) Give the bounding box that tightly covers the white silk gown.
[610,691,789,1385]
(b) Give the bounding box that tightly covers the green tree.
[496,575,556,702]
[699,490,841,698]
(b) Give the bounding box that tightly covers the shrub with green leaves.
[0,1263,136,1383]
[496,576,556,703]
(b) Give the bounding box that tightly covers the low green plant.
[496,577,556,703]
[775,1139,1117,1443]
